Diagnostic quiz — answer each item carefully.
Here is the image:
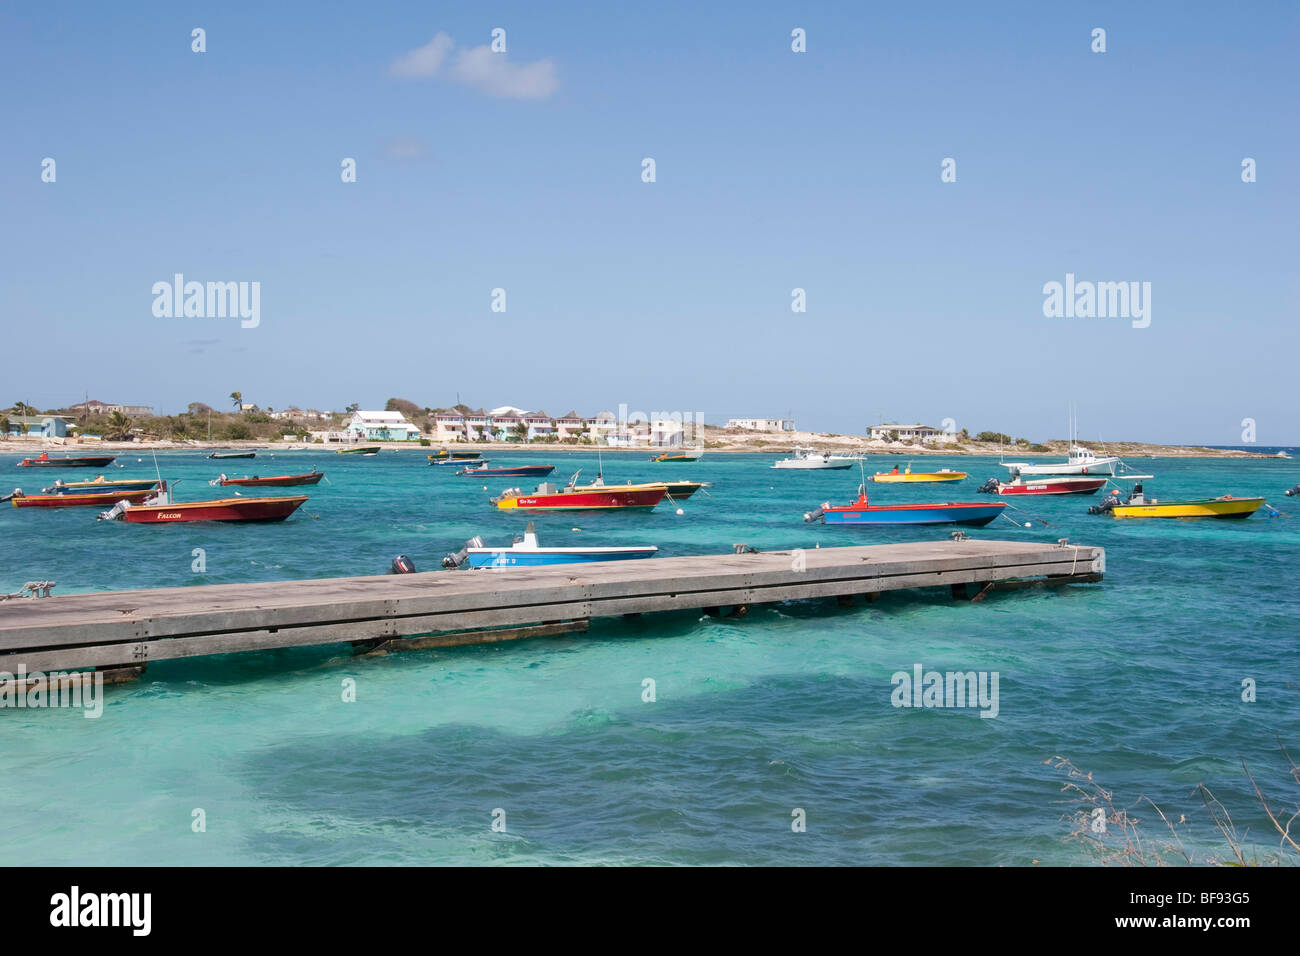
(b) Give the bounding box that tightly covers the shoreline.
[0,437,1285,460]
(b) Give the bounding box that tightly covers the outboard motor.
[441,536,484,570]
[390,554,416,574]
[1088,492,1121,515]
[1286,484,1300,498]
[0,488,21,503]
[803,507,826,523]
[977,478,999,495]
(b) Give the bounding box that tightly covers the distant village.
[2,397,998,449]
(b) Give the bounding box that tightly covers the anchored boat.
[208,451,256,460]
[492,471,668,511]
[10,487,161,508]
[18,453,117,468]
[456,463,556,478]
[101,491,309,523]
[978,475,1108,496]
[772,448,854,470]
[651,449,703,462]
[443,522,659,569]
[1088,480,1264,519]
[215,470,324,487]
[336,445,380,455]
[805,486,1006,527]
[871,463,967,483]
[41,476,161,494]
[428,449,483,461]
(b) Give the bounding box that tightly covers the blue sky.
[2,1,1296,444]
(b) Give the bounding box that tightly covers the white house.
[867,424,957,444]
[726,418,795,433]
[344,410,422,442]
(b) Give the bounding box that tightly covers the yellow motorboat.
[871,463,967,483]
[1111,495,1265,519]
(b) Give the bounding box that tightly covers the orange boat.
[10,488,159,508]
[102,494,308,523]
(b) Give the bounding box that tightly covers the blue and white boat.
[442,523,659,569]
[804,487,1006,527]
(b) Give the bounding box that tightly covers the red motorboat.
[18,453,117,468]
[10,487,159,508]
[978,475,1107,496]
[103,494,308,523]
[493,478,667,511]
[215,470,324,487]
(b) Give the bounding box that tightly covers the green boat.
[336,445,381,456]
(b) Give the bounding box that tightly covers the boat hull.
[496,487,667,511]
[119,495,308,523]
[12,489,157,508]
[822,502,1006,526]
[458,465,556,478]
[996,477,1107,496]
[208,452,256,460]
[337,446,380,455]
[218,473,324,487]
[872,472,967,483]
[465,547,657,568]
[1111,497,1264,519]
[663,481,708,498]
[772,461,853,470]
[43,478,160,494]
[1004,458,1120,476]
[18,456,117,468]
[429,450,482,460]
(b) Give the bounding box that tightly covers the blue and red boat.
[805,487,1006,527]
[457,463,556,478]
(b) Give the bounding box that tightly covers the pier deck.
[0,539,1104,675]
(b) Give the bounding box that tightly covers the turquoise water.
[2,449,1298,865]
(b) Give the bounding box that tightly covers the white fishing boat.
[1001,407,1121,476]
[772,447,854,470]
[1002,445,1121,477]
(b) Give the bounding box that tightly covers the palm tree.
[11,401,34,418]
[105,411,132,441]
[230,391,243,411]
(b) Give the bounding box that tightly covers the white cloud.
[450,45,558,100]
[388,33,558,100]
[388,32,454,79]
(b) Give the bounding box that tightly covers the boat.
[430,457,484,467]
[17,453,116,468]
[208,451,256,460]
[772,448,854,470]
[492,473,668,511]
[10,487,161,508]
[215,470,324,487]
[1286,484,1300,497]
[804,486,1006,526]
[336,446,380,456]
[1001,446,1121,477]
[871,463,967,483]
[1276,451,1293,459]
[651,449,703,462]
[977,475,1107,496]
[1088,480,1264,519]
[428,449,483,461]
[40,476,161,494]
[662,480,710,499]
[442,522,658,569]
[100,491,308,523]
[455,463,556,478]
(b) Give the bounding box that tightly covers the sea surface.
[1,448,1297,866]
